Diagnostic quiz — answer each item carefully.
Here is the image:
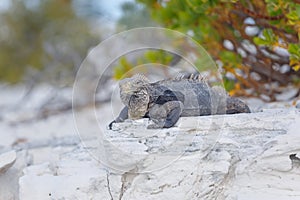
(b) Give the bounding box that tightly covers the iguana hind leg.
[148,101,183,129]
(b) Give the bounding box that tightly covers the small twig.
[106,172,114,200]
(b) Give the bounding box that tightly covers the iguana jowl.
[109,74,250,129]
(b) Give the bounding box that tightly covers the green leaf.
[263,29,276,43]
[253,29,277,46]
[219,51,241,65]
[286,10,300,25]
[288,44,300,60]
[223,77,235,91]
[253,37,271,46]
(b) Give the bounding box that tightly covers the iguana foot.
[108,120,116,130]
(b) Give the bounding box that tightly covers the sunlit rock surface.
[0,151,16,174]
[0,85,299,199]
[13,107,300,200]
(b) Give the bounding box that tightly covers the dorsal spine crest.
[172,73,206,83]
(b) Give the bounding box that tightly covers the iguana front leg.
[108,106,128,129]
[147,101,183,129]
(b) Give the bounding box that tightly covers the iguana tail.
[226,97,251,114]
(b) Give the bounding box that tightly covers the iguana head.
[119,75,150,119]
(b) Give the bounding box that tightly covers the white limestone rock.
[0,150,16,174]
[18,108,300,200]
[19,148,115,200]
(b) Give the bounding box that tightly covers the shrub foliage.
[116,0,300,100]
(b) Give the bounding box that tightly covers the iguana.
[108,74,250,129]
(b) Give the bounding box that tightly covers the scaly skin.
[109,74,250,129]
